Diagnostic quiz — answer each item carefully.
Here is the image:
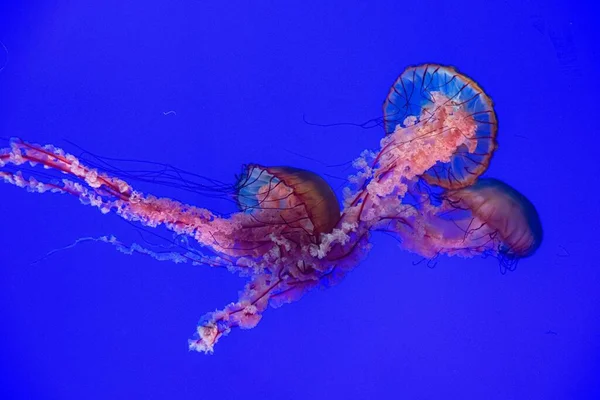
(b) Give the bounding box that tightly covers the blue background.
[0,1,599,399]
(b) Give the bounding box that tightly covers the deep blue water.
[0,1,598,399]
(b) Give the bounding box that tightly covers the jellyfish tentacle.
[188,270,320,353]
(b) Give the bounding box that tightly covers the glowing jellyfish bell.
[383,64,498,189]
[445,178,543,261]
[236,164,341,240]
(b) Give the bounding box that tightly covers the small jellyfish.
[444,178,543,262]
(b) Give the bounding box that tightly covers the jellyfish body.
[383,64,497,189]
[190,165,343,352]
[444,178,543,259]
[236,164,340,239]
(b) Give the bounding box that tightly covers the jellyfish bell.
[444,178,543,262]
[383,64,498,190]
[235,164,341,242]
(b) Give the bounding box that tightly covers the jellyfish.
[382,64,497,189]
[236,164,341,238]
[443,178,543,263]
[381,177,543,266]
[0,63,541,352]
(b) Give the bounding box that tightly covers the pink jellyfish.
[0,63,541,353]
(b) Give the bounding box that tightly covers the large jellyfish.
[382,64,497,189]
[0,63,542,352]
